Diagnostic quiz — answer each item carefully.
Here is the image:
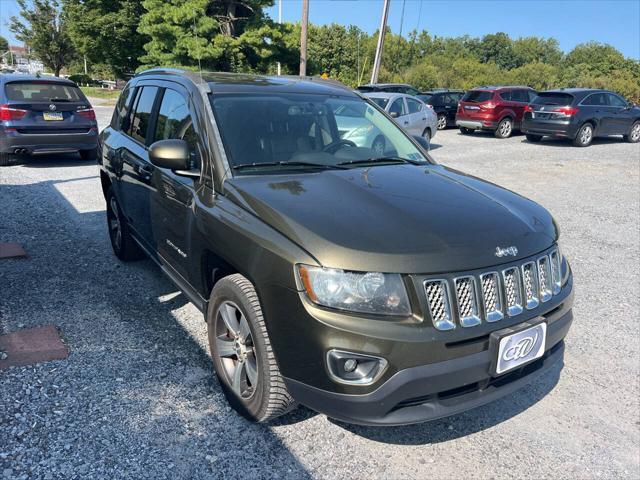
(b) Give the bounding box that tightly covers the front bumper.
[0,128,98,155]
[285,307,572,426]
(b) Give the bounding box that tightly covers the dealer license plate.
[493,322,546,375]
[43,112,63,121]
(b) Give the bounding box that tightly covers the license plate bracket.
[43,111,63,121]
[489,319,547,376]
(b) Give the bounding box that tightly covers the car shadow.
[329,362,562,445]
[428,142,443,151]
[521,136,626,148]
[0,173,313,478]
[12,152,95,168]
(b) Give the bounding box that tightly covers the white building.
[1,45,45,74]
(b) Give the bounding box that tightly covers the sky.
[1,0,639,59]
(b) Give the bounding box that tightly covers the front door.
[406,97,427,136]
[150,87,204,280]
[604,93,634,135]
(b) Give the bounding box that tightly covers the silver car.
[363,92,437,141]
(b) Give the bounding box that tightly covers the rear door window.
[406,98,422,114]
[499,91,512,101]
[128,86,159,144]
[5,81,84,102]
[582,93,608,106]
[462,91,493,103]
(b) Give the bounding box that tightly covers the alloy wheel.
[437,115,447,130]
[631,124,640,142]
[499,119,512,137]
[580,125,592,145]
[215,301,258,399]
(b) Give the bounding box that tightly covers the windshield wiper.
[337,156,425,167]
[232,160,348,171]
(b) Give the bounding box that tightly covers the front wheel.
[106,187,145,261]
[437,114,447,130]
[573,123,593,147]
[624,121,640,143]
[526,134,543,143]
[494,118,513,138]
[459,127,474,135]
[422,128,432,142]
[207,274,296,422]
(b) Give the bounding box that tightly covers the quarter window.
[128,86,159,144]
[406,98,422,113]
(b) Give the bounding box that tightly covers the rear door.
[150,86,204,279]
[3,80,95,135]
[118,84,160,251]
[581,93,610,134]
[405,97,427,135]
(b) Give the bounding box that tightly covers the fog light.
[326,349,388,385]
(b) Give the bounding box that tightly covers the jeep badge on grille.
[495,246,518,257]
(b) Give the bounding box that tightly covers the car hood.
[224,164,558,273]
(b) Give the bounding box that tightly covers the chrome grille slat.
[521,262,539,310]
[550,249,562,294]
[480,272,503,322]
[424,280,455,331]
[502,267,523,316]
[454,276,481,327]
[537,256,552,302]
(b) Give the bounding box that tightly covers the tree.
[0,36,8,55]
[476,32,517,69]
[512,37,562,67]
[63,0,148,78]
[9,0,75,76]
[138,0,278,72]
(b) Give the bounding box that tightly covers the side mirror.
[149,139,190,171]
[413,134,430,151]
[390,111,399,118]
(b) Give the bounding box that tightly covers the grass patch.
[80,87,121,100]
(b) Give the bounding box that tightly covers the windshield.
[210,93,428,175]
[5,81,84,102]
[367,97,389,109]
[532,92,575,106]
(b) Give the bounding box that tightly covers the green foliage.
[9,0,76,76]
[0,35,9,54]
[64,0,148,78]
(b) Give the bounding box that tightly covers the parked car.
[0,74,98,166]
[100,69,573,426]
[456,86,537,138]
[522,89,640,147]
[362,92,437,142]
[356,83,421,96]
[418,89,465,130]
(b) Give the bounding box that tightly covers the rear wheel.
[526,134,543,143]
[573,123,593,147]
[0,153,20,167]
[494,117,513,138]
[437,114,447,130]
[624,121,640,143]
[459,127,474,135]
[207,274,295,422]
[106,186,145,261]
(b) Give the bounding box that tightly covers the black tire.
[436,114,447,130]
[459,127,474,135]
[526,134,543,143]
[573,123,594,147]
[371,136,385,155]
[207,274,296,422]
[0,152,20,167]
[106,186,145,261]
[79,148,97,160]
[494,117,513,139]
[623,121,640,143]
[422,127,431,142]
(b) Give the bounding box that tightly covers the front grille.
[424,248,563,330]
[424,280,454,331]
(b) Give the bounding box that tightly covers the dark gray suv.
[0,74,98,166]
[99,69,574,426]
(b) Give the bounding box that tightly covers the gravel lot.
[1,105,639,479]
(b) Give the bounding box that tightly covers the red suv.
[456,86,537,138]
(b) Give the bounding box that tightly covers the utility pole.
[277,0,282,75]
[370,0,390,84]
[299,0,309,76]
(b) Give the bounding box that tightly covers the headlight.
[297,265,411,316]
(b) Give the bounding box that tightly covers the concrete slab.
[0,325,68,369]
[0,242,27,259]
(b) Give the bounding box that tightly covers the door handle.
[403,121,409,125]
